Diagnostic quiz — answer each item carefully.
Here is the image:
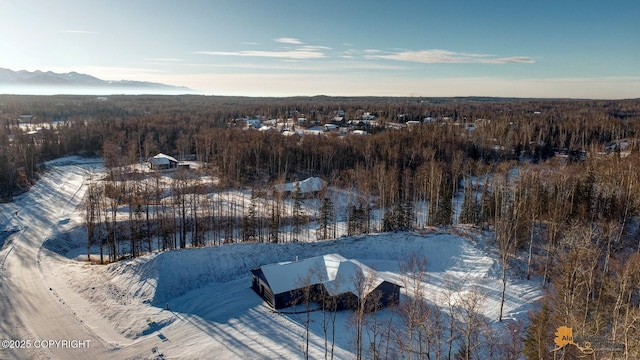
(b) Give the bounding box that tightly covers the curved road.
[0,163,116,359]
[1,161,259,359]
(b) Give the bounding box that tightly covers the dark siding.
[371,281,401,308]
[262,282,275,308]
[334,292,359,310]
[251,268,401,311]
[274,292,292,309]
[251,269,276,308]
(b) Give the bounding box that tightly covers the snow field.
[1,157,544,359]
[47,221,543,358]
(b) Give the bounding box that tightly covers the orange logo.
[553,326,576,350]
[552,326,594,354]
[552,326,624,355]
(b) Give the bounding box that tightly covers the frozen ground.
[0,157,543,359]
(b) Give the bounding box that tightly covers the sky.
[1,0,639,98]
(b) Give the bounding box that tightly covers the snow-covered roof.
[259,254,385,297]
[352,130,368,135]
[246,119,262,129]
[281,130,302,137]
[149,153,178,165]
[274,177,327,194]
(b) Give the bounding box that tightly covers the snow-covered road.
[0,160,254,360]
[0,163,115,359]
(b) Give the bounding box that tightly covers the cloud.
[274,37,303,45]
[195,49,326,60]
[195,46,532,65]
[146,58,183,62]
[368,49,535,64]
[187,60,408,72]
[299,45,332,51]
[195,39,331,60]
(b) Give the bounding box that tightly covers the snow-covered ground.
[0,157,544,359]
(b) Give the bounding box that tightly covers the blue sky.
[1,0,639,98]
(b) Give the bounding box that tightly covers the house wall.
[151,163,170,170]
[251,270,401,311]
[274,292,291,309]
[150,159,178,170]
[331,292,359,311]
[369,281,401,309]
[251,274,276,308]
[278,284,325,309]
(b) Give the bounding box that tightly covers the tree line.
[2,94,640,357]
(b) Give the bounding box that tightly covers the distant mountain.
[0,68,192,93]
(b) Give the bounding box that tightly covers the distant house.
[281,130,302,137]
[352,130,369,135]
[148,153,179,170]
[19,114,33,123]
[246,119,262,129]
[324,124,339,131]
[360,112,375,121]
[251,254,401,310]
[273,177,327,198]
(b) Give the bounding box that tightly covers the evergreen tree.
[433,178,453,226]
[241,189,258,242]
[348,202,370,235]
[383,198,414,232]
[400,197,415,230]
[523,301,552,360]
[318,197,335,240]
[292,182,303,241]
[268,201,280,243]
[347,205,358,236]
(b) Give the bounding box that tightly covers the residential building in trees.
[250,254,401,310]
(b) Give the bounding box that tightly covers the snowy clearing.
[0,157,543,359]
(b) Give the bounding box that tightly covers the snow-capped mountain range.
[0,68,191,92]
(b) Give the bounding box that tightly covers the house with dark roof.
[250,254,401,311]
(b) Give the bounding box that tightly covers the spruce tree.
[318,197,334,240]
[523,301,552,360]
[268,201,280,243]
[292,182,303,241]
[241,188,258,242]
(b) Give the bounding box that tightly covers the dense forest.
[1,94,640,358]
